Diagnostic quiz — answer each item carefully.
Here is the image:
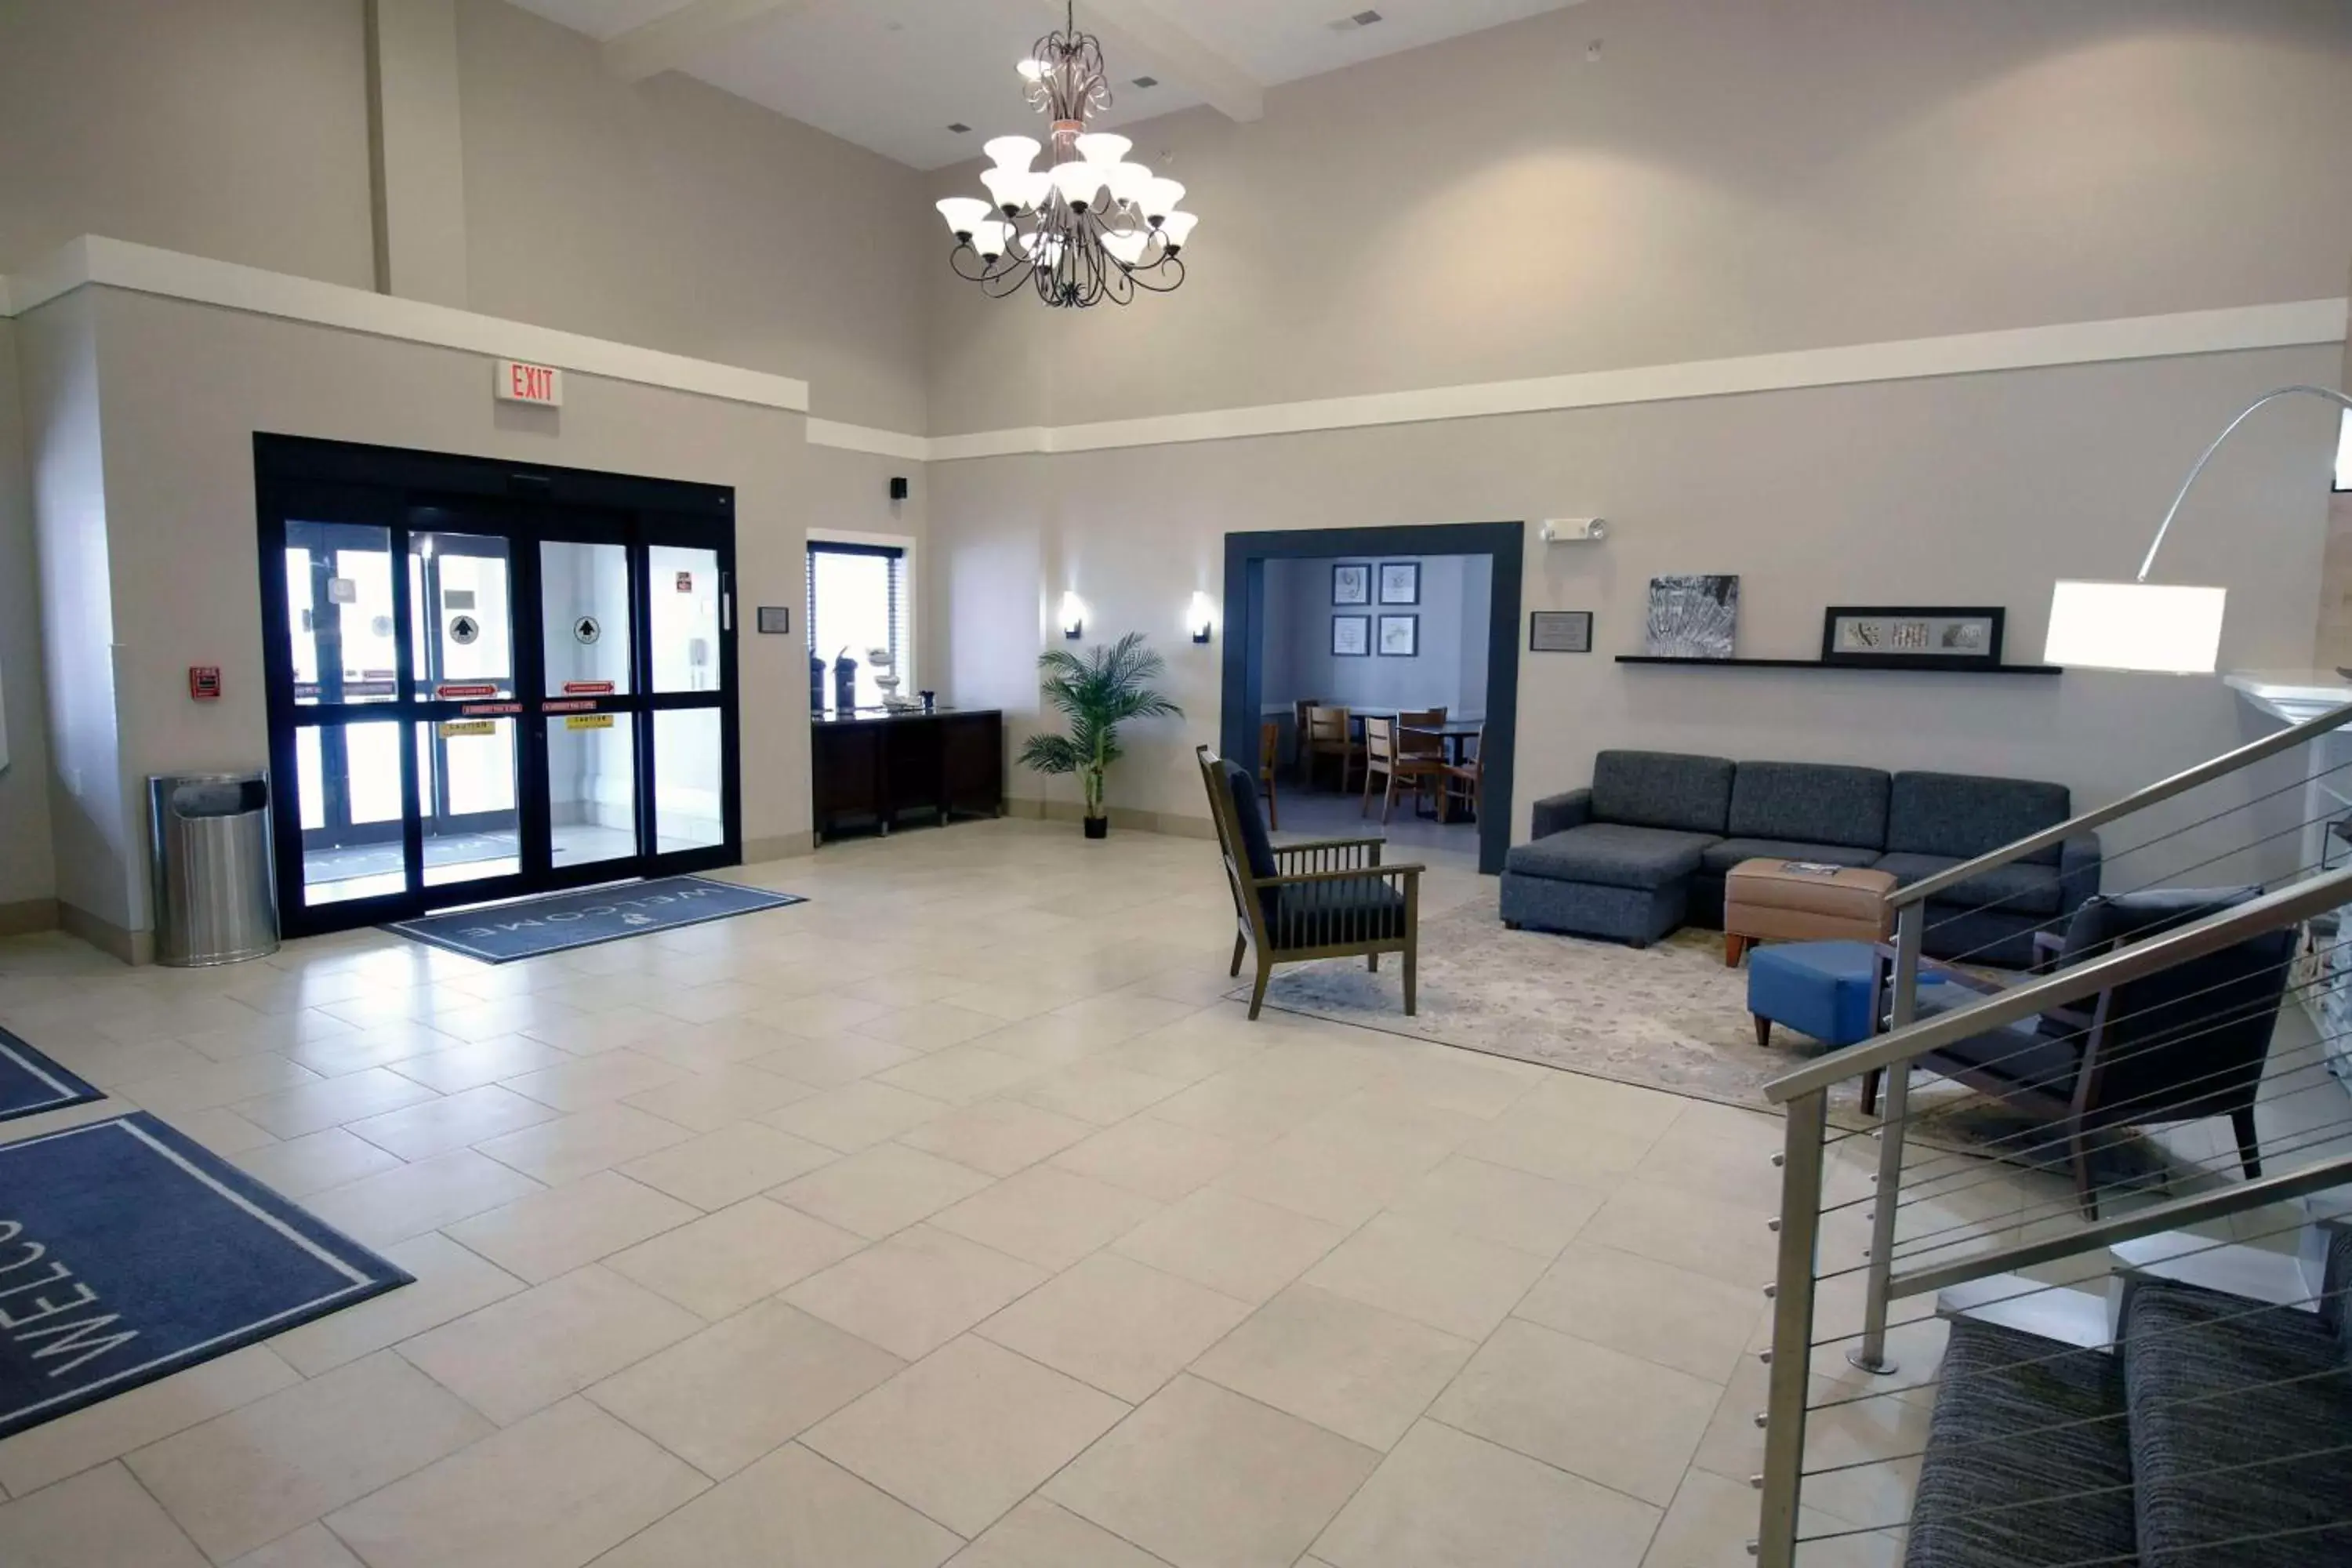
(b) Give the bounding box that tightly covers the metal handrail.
[1885,1149,2352,1302]
[1763,862,2352,1103]
[1886,697,2352,909]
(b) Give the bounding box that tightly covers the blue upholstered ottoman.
[1747,939,1944,1049]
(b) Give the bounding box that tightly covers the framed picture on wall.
[1820,606,2005,670]
[1332,614,1370,656]
[1331,564,1371,605]
[1378,561,1420,605]
[1377,614,1419,657]
[1528,610,1593,652]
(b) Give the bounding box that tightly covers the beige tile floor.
[0,814,2114,1568]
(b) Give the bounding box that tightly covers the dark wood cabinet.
[811,710,1003,842]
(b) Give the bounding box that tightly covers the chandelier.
[933,2,1197,309]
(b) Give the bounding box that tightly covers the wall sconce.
[1059,591,1086,640]
[1189,591,1216,644]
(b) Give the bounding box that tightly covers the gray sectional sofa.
[1500,750,2100,965]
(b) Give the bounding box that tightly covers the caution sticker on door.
[439,720,498,738]
[565,713,615,731]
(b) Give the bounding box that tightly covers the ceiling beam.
[602,0,817,83]
[1076,0,1265,123]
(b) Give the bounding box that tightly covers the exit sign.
[495,359,564,407]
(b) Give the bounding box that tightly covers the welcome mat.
[0,1114,410,1442]
[0,1026,103,1125]
[387,875,807,964]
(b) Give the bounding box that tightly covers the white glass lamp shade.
[1104,162,1154,206]
[1138,177,1185,220]
[1059,591,1086,637]
[980,167,1036,212]
[1076,132,1132,167]
[2042,580,2227,673]
[936,196,993,238]
[971,220,1015,260]
[1024,230,1065,266]
[1189,591,1217,641]
[1156,211,1198,249]
[1101,227,1149,265]
[1017,58,1048,83]
[1051,162,1105,208]
[983,135,1041,171]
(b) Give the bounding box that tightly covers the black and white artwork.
[1331,614,1370,656]
[1645,575,1740,659]
[1820,607,2005,669]
[1377,614,1418,657]
[1378,561,1420,605]
[1331,564,1371,605]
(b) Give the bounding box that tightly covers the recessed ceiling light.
[946,122,971,133]
[1131,74,1158,88]
[1330,8,1382,29]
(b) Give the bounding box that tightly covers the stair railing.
[1750,698,2352,1566]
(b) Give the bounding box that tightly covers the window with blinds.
[806,542,907,715]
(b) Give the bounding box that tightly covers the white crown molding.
[916,297,2349,463]
[1,236,811,414]
[804,419,930,461]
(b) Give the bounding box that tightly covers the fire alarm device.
[189,666,223,702]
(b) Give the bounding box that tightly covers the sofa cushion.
[1506,822,1715,891]
[1700,837,1886,877]
[1887,772,2071,864]
[1727,761,1890,851]
[1591,750,1735,835]
[1269,879,1407,949]
[1876,851,2066,916]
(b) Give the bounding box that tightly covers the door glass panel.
[285,522,398,705]
[416,719,521,887]
[296,718,407,906]
[648,544,722,693]
[409,532,516,700]
[541,541,633,697]
[654,709,724,852]
[546,712,637,867]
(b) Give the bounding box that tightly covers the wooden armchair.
[1197,745,1422,1020]
[1256,719,1282,830]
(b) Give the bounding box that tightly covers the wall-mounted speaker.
[889,476,910,501]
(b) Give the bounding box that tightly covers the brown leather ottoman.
[1722,859,1896,965]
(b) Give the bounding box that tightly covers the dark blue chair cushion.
[1506,822,1715,891]
[1727,762,1891,851]
[1269,880,1407,949]
[1911,987,2083,1095]
[1590,750,1736,835]
[1876,851,2067,916]
[1219,760,1279,884]
[1700,838,1886,876]
[1887,772,2071,864]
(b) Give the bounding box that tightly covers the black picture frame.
[755,606,791,634]
[1528,610,1592,652]
[1377,613,1419,658]
[1377,561,1421,605]
[1820,605,2005,670]
[1331,614,1370,656]
[1331,563,1371,605]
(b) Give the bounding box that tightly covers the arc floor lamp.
[2044,384,2352,673]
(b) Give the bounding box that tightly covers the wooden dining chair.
[1290,699,1320,781]
[1305,705,1360,793]
[1256,719,1282,830]
[1443,724,1485,823]
[1363,716,1448,824]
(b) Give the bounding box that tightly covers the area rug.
[388,875,807,963]
[0,1114,411,1442]
[0,1025,103,1124]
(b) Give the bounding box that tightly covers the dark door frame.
[1220,521,1526,875]
[255,434,742,939]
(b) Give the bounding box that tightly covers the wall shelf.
[1614,655,2063,675]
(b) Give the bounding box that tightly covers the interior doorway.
[1221,522,1525,875]
[255,436,741,939]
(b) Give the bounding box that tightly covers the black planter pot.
[1083,815,1109,840]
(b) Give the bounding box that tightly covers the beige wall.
[24,283,913,937]
[0,317,59,923]
[932,343,2342,877]
[455,0,932,433]
[0,0,376,286]
[927,0,2352,434]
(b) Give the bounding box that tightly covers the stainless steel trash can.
[149,771,279,966]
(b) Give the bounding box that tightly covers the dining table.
[1396,719,1483,821]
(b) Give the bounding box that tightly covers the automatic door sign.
[575,616,601,644]
[449,614,481,645]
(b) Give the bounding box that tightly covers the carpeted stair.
[1904,1248,2352,1568]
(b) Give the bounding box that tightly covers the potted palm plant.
[1018,631,1183,838]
